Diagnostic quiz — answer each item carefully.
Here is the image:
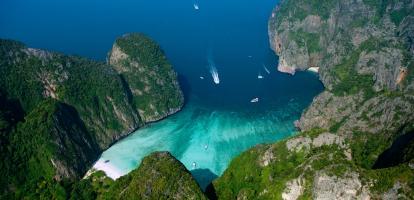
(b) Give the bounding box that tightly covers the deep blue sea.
[0,0,324,189]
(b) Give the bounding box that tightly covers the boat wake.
[263,64,270,74]
[208,58,220,84]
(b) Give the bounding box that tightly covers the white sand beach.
[92,159,124,179]
[307,67,319,73]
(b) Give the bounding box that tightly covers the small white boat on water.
[250,98,259,103]
[200,76,204,79]
[258,73,264,79]
[194,4,199,10]
[192,162,197,169]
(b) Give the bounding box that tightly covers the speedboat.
[250,98,259,103]
[194,4,199,10]
[200,76,204,79]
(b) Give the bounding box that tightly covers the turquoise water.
[0,0,324,188]
[96,67,323,189]
[97,85,319,189]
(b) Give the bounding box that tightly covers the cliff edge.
[213,0,414,199]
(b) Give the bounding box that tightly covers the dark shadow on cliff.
[373,129,414,169]
[0,89,25,125]
[178,74,191,105]
[205,182,218,200]
[54,102,102,176]
[190,168,218,192]
[119,74,135,109]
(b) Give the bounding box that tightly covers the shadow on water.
[178,74,191,105]
[373,129,414,169]
[190,168,218,191]
[205,182,218,200]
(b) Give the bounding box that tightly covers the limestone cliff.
[84,152,207,200]
[213,0,414,199]
[108,33,184,123]
[0,35,184,198]
[0,39,140,150]
[268,0,414,150]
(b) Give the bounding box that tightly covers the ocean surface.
[0,0,324,189]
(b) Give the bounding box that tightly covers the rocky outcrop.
[282,178,304,200]
[269,0,414,91]
[213,0,414,199]
[0,99,101,198]
[0,39,141,150]
[270,0,414,138]
[98,152,207,199]
[0,35,184,198]
[108,33,184,123]
[312,172,370,200]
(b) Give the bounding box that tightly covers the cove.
[0,0,324,189]
[95,71,323,189]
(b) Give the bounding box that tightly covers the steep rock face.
[269,0,414,91]
[0,100,101,199]
[0,39,140,149]
[213,0,414,199]
[78,152,207,200]
[213,128,414,199]
[108,33,184,122]
[105,152,206,199]
[269,0,414,142]
[0,35,184,198]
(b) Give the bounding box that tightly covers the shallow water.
[0,0,324,189]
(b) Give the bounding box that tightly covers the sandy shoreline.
[307,67,319,73]
[90,159,124,179]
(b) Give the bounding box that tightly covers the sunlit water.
[0,0,324,189]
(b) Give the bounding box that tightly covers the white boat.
[250,98,259,103]
[200,76,204,79]
[258,72,264,79]
[194,3,199,10]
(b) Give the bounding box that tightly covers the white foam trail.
[208,59,220,84]
[263,64,270,74]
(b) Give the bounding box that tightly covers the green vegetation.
[350,131,390,169]
[111,33,183,121]
[289,29,321,54]
[330,38,390,98]
[0,35,185,199]
[99,152,206,200]
[0,39,140,149]
[0,99,101,199]
[275,0,338,27]
[64,152,206,200]
[366,165,414,194]
[214,127,414,199]
[329,117,348,133]
[350,17,369,28]
[213,129,356,199]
